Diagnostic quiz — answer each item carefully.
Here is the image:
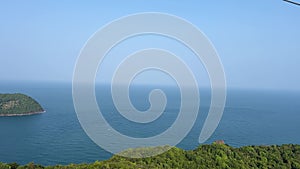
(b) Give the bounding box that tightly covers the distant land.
[0,93,44,116]
[0,143,300,168]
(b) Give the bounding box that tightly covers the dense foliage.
[1,144,300,169]
[0,93,44,115]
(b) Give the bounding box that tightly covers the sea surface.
[0,82,300,165]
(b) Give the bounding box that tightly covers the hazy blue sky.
[0,0,299,91]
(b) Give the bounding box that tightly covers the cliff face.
[0,93,44,116]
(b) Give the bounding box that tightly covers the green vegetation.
[0,93,44,116]
[1,144,300,169]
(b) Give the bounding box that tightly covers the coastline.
[0,110,46,117]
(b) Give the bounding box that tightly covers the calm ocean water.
[0,83,300,165]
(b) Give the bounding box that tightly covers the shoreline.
[0,110,46,117]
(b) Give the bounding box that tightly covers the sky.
[0,0,300,91]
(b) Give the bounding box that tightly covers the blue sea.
[0,82,300,165]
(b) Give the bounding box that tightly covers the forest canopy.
[1,143,300,169]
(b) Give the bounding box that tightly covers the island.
[0,93,44,116]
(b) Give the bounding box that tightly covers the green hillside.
[1,143,300,169]
[0,93,44,116]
